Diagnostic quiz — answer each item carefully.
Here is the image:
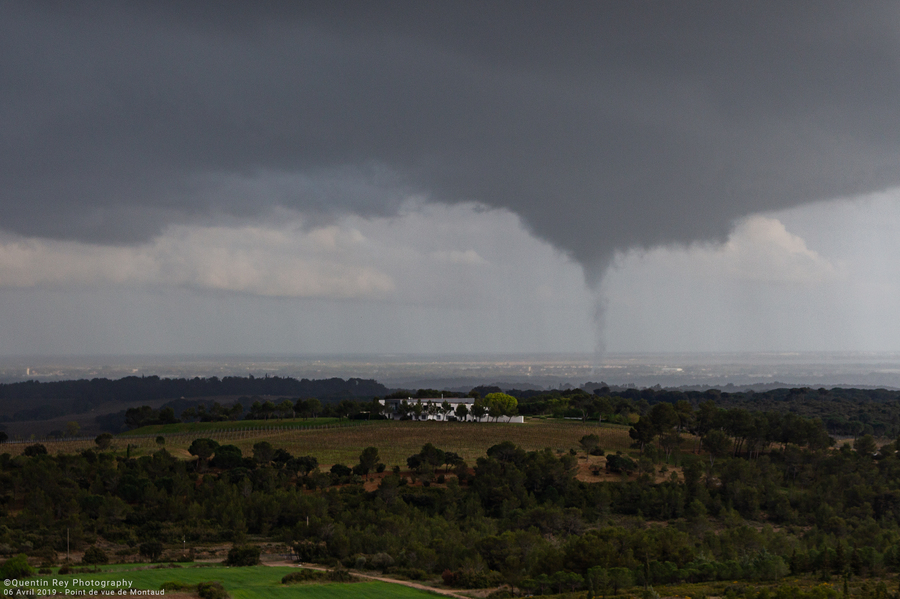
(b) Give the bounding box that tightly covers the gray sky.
[2,2,900,356]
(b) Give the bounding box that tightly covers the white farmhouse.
[378,397,523,423]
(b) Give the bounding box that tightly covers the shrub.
[0,554,34,579]
[282,569,327,584]
[197,581,228,599]
[225,545,260,566]
[23,444,47,457]
[327,568,354,582]
[330,464,352,477]
[606,453,637,474]
[370,552,394,572]
[160,582,194,592]
[453,569,504,589]
[34,546,56,567]
[394,567,428,581]
[81,546,108,565]
[139,541,164,562]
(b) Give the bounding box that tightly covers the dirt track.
[268,560,476,598]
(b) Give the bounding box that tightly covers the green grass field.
[34,565,441,599]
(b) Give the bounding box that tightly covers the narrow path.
[268,560,475,598]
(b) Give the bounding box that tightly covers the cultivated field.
[127,418,346,435]
[0,419,635,466]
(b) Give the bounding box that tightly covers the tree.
[273,448,293,464]
[579,434,601,455]
[629,417,656,454]
[65,421,80,437]
[570,392,595,423]
[702,429,731,468]
[330,463,352,477]
[124,406,158,429]
[94,433,113,450]
[660,430,682,463]
[277,399,295,419]
[211,445,243,469]
[188,438,220,469]
[81,546,108,565]
[649,402,679,434]
[674,399,694,432]
[226,545,261,566]
[419,443,446,468]
[158,407,178,424]
[723,408,755,456]
[368,398,384,420]
[586,566,609,597]
[358,446,380,480]
[455,403,469,421]
[260,401,277,420]
[298,397,321,419]
[552,571,583,593]
[471,401,487,421]
[443,451,464,473]
[253,441,275,464]
[608,567,633,594]
[23,444,47,457]
[139,541,164,562]
[854,434,877,456]
[397,400,411,419]
[593,396,613,423]
[692,400,720,452]
[605,453,637,474]
[483,392,518,422]
[288,455,318,476]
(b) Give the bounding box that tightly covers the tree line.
[0,376,388,424]
[122,392,521,429]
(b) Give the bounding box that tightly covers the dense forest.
[4,397,900,598]
[0,376,388,425]
[512,385,900,440]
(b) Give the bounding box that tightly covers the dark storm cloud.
[3,2,900,277]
